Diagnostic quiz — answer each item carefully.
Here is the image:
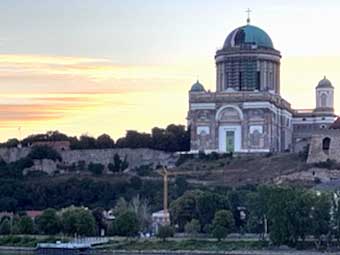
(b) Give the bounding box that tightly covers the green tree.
[310,193,331,249]
[18,216,34,234]
[211,210,234,241]
[61,207,96,236]
[116,211,140,237]
[0,218,11,234]
[196,191,229,230]
[96,134,115,149]
[174,176,188,197]
[170,190,201,231]
[157,225,175,241]
[184,219,201,237]
[36,208,61,235]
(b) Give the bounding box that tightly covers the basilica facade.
[187,20,336,153]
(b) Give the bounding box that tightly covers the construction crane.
[158,167,171,225]
[158,166,188,225]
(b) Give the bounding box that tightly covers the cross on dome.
[246,8,252,24]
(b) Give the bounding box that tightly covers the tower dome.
[190,80,205,92]
[317,76,333,88]
[223,24,274,49]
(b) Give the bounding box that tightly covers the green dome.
[190,81,205,92]
[223,24,274,49]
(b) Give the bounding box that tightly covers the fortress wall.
[307,130,340,163]
[0,147,178,173]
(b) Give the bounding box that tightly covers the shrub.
[185,219,201,237]
[157,225,175,241]
[116,211,140,237]
[0,218,11,235]
[88,163,104,175]
[28,146,62,161]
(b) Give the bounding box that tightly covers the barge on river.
[36,242,92,255]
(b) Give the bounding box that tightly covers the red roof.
[26,210,43,218]
[329,117,340,129]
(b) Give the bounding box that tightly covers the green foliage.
[170,190,229,232]
[0,218,11,234]
[28,146,62,161]
[116,211,140,237]
[212,225,228,241]
[0,138,20,148]
[211,210,234,240]
[88,162,104,175]
[174,176,188,197]
[17,216,34,234]
[111,239,268,251]
[109,154,129,173]
[157,225,175,241]
[22,131,70,146]
[116,124,190,152]
[61,207,96,236]
[185,219,201,237]
[36,208,61,235]
[310,193,331,249]
[96,134,115,149]
[0,235,70,248]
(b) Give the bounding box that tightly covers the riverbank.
[1,236,340,255]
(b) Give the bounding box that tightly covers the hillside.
[134,152,338,188]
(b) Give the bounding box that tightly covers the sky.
[1,0,340,141]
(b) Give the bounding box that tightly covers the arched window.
[322,137,331,152]
[321,93,328,108]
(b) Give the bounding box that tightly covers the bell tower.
[315,76,334,112]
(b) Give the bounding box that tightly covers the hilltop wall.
[0,147,178,174]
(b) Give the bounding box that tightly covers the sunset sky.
[1,0,340,142]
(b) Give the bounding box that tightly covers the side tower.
[315,76,334,113]
[292,77,336,152]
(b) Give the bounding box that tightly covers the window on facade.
[239,72,243,91]
[256,71,261,90]
[322,137,331,152]
[321,93,327,108]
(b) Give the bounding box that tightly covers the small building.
[26,210,43,219]
[151,210,170,234]
[307,119,340,163]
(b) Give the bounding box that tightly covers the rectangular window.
[239,72,243,90]
[256,71,261,90]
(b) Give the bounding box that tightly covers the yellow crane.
[158,167,172,225]
[158,167,187,225]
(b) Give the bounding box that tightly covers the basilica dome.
[223,24,274,49]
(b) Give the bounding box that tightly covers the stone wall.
[0,147,178,174]
[307,129,340,163]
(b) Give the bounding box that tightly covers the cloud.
[0,54,192,93]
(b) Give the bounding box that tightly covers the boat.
[36,242,93,255]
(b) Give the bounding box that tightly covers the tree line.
[169,186,340,249]
[0,124,190,152]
